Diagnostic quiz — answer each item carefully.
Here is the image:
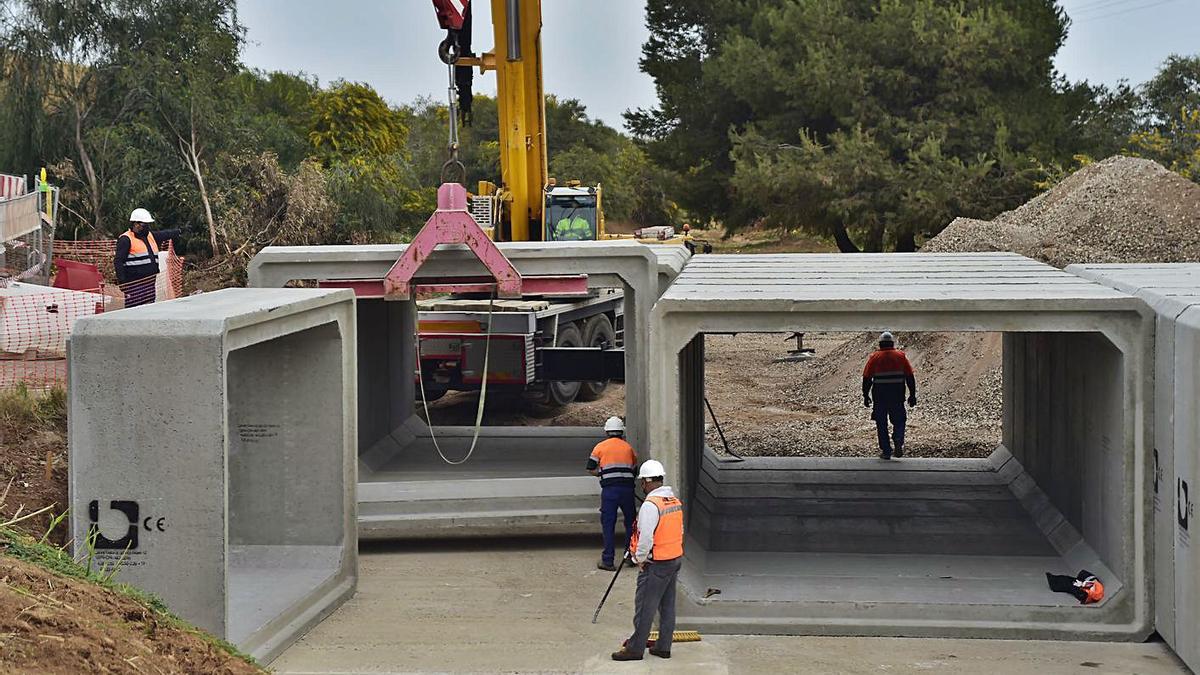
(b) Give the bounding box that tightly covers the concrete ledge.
[68,289,358,664]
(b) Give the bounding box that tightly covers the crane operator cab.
[544,183,602,242]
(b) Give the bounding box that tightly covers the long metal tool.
[592,552,630,623]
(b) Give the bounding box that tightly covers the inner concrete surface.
[648,253,1154,640]
[270,537,1186,674]
[1068,263,1200,672]
[249,242,685,538]
[67,289,358,663]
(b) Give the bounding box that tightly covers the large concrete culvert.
[648,253,1154,640]
[249,242,687,538]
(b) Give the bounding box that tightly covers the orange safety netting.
[0,240,186,390]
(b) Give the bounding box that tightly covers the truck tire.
[544,322,584,407]
[577,314,616,401]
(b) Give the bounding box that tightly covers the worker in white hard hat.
[587,416,638,571]
[862,331,918,459]
[611,458,684,662]
[114,208,180,308]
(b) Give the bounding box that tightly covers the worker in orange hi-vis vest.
[610,459,683,662]
[587,417,638,572]
[114,208,180,309]
[862,331,918,460]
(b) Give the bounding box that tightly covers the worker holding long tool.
[862,331,918,460]
[587,417,638,571]
[114,208,180,309]
[610,459,683,662]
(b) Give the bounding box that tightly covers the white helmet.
[879,331,895,344]
[129,208,155,223]
[637,459,665,481]
[604,416,625,433]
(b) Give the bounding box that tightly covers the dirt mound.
[703,332,1001,458]
[0,532,261,674]
[925,156,1200,266]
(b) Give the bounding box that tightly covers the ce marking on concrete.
[143,516,167,532]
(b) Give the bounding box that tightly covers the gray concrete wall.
[1004,333,1128,576]
[355,299,416,455]
[68,289,358,663]
[1067,264,1200,670]
[227,322,345,547]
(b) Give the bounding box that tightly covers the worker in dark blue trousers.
[862,332,918,459]
[587,417,638,571]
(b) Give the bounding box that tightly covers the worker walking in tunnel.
[862,332,918,460]
[588,417,638,571]
[611,459,684,661]
[115,208,180,308]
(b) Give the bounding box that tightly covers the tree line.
[0,0,675,280]
[1,0,1197,261]
[630,0,1200,251]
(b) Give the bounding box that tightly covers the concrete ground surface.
[273,537,1187,675]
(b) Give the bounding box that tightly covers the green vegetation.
[0,384,65,428]
[0,1,1197,255]
[631,0,1200,250]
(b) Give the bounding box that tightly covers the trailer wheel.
[577,314,616,401]
[544,323,584,407]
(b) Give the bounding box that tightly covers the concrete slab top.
[1068,264,1200,318]
[72,288,355,336]
[659,253,1141,310]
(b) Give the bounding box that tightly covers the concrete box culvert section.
[648,253,1154,640]
[1068,263,1200,670]
[249,241,680,538]
[67,289,358,664]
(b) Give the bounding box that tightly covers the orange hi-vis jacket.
[863,347,915,404]
[629,494,684,562]
[589,437,637,487]
[120,230,160,273]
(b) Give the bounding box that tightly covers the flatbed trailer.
[416,289,624,406]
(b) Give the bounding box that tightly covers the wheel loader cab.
[544,185,602,242]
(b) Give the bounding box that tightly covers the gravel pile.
[924,156,1200,266]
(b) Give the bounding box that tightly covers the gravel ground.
[703,332,1001,458]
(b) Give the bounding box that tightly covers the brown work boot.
[611,647,643,661]
[649,647,671,659]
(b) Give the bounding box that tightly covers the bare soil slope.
[0,533,262,675]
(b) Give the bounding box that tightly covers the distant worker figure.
[114,208,180,309]
[611,459,684,661]
[553,214,592,241]
[862,332,918,460]
[588,417,638,572]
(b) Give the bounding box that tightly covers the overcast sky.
[238,0,1200,129]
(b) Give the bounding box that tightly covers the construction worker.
[114,208,179,308]
[611,459,683,662]
[587,416,638,571]
[553,213,592,241]
[862,331,918,460]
